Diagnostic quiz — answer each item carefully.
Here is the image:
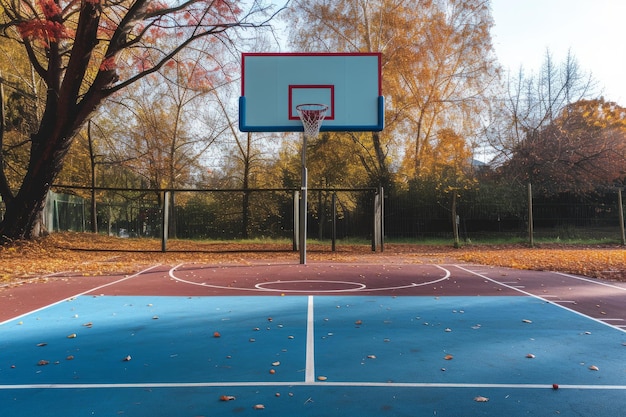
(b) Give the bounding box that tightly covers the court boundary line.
[2,381,625,390]
[454,265,626,334]
[0,264,162,326]
[554,272,626,291]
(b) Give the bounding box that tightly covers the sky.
[490,0,626,104]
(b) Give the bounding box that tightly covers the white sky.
[490,0,626,104]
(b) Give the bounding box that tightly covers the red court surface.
[2,262,626,329]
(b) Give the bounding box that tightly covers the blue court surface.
[1,294,625,416]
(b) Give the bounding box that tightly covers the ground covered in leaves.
[0,232,625,284]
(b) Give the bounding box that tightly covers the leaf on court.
[526,353,536,358]
[213,332,221,338]
[474,396,489,402]
[122,355,132,362]
[444,354,453,360]
[253,404,265,409]
[355,320,363,325]
[367,355,377,359]
[522,319,532,323]
[272,361,280,366]
[67,333,77,338]
[36,342,47,347]
[317,376,328,381]
[83,322,93,328]
[589,365,599,371]
[37,360,49,366]
[220,395,236,401]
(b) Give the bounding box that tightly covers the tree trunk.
[0,128,73,242]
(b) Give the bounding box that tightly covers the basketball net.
[296,104,328,138]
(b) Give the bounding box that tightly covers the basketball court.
[2,53,624,416]
[1,261,625,416]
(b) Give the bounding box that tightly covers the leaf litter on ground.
[0,232,625,284]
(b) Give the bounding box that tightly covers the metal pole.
[293,191,299,251]
[618,188,625,246]
[528,183,534,247]
[299,133,308,264]
[331,193,337,252]
[161,191,170,252]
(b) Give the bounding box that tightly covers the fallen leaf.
[474,396,489,402]
[219,395,236,401]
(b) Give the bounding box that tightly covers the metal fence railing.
[2,185,624,244]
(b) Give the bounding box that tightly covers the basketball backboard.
[239,52,384,133]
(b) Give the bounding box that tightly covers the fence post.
[331,193,337,252]
[373,186,384,252]
[618,188,625,246]
[528,183,534,247]
[161,191,170,252]
[293,191,299,251]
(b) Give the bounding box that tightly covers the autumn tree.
[0,0,285,242]
[501,98,626,195]
[286,0,499,188]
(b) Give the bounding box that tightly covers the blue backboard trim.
[239,96,384,133]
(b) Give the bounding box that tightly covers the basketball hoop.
[296,104,328,138]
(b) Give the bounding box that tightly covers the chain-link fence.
[5,185,623,244]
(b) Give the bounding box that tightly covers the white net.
[296,104,328,138]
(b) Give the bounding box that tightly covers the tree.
[0,0,284,242]
[501,98,626,195]
[286,0,498,188]
[490,50,596,164]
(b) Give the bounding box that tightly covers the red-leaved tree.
[0,0,283,242]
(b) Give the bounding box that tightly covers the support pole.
[299,133,308,264]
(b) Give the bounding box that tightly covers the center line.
[305,295,315,383]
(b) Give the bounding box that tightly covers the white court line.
[0,265,162,326]
[168,264,451,293]
[554,272,626,291]
[305,295,315,383]
[454,265,626,334]
[2,381,625,390]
